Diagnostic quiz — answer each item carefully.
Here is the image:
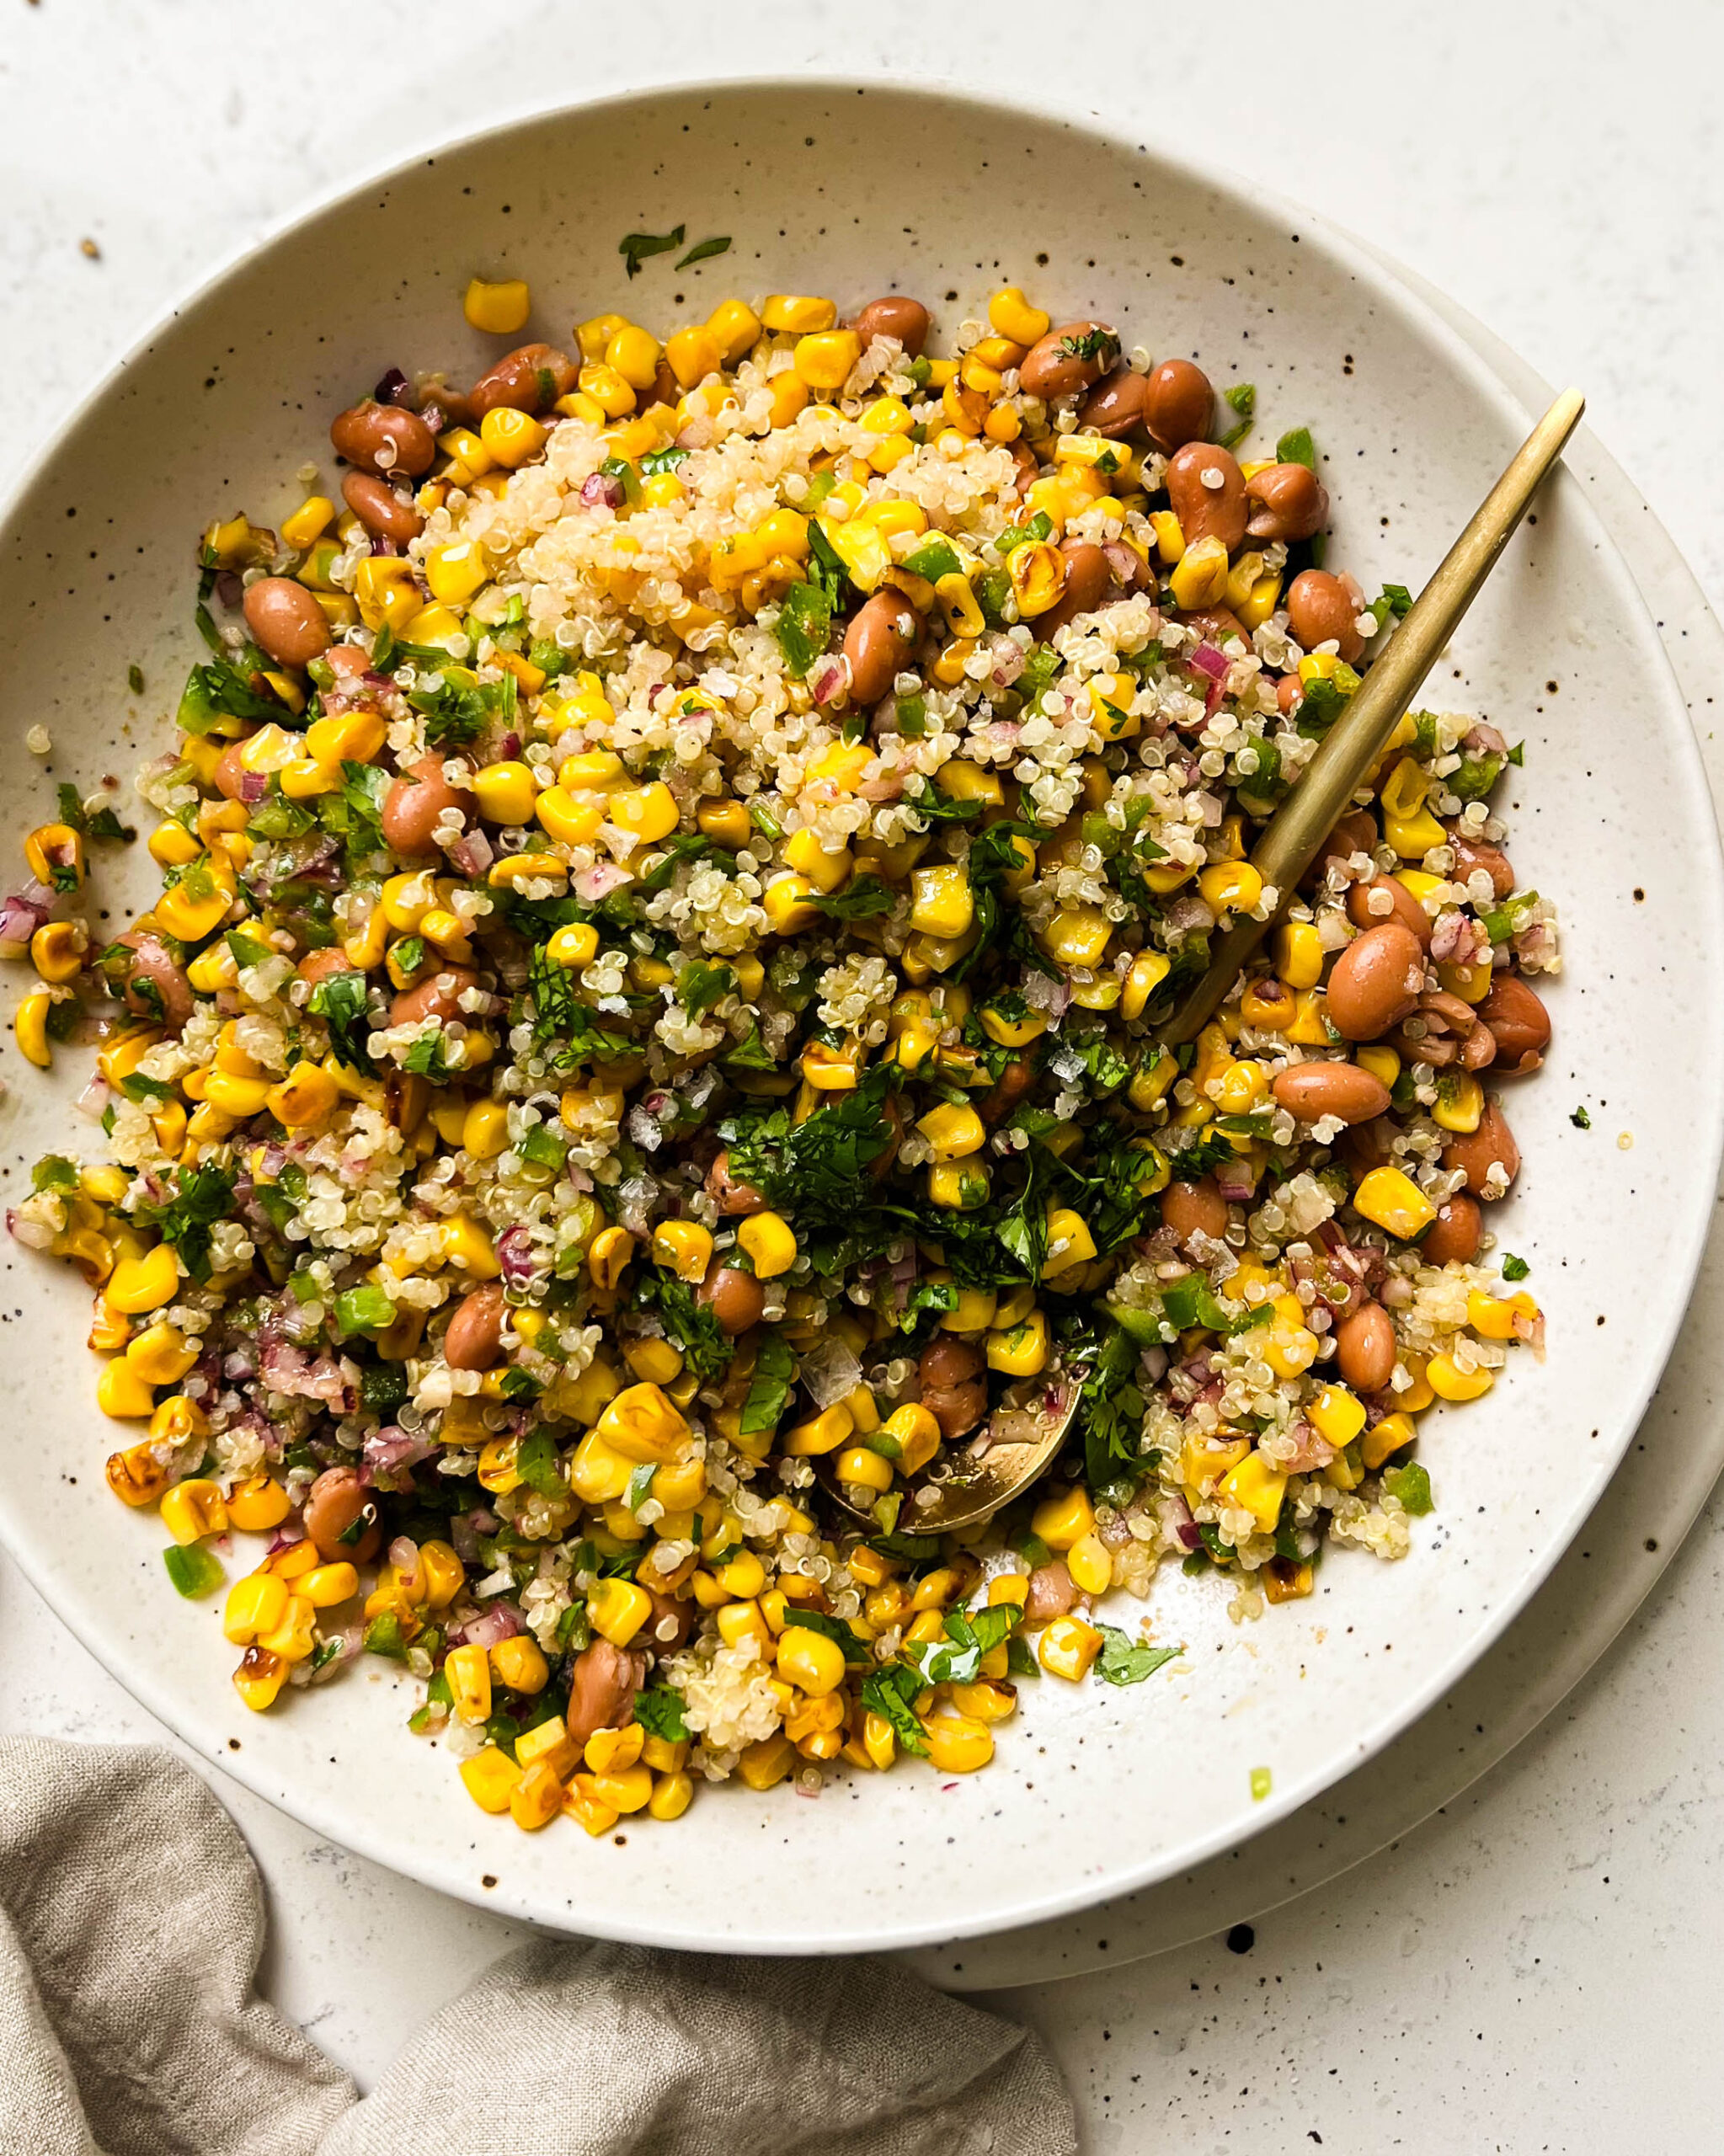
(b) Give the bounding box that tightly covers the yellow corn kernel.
[227,1472,290,1533]
[761,293,835,334]
[782,825,851,894]
[986,1310,1049,1378]
[1213,1059,1268,1115]
[912,1102,983,1164]
[228,1645,288,1713]
[900,863,969,942]
[1168,534,1230,611]
[1428,1353,1495,1402]
[693,300,756,366]
[609,782,679,844]
[421,537,488,608]
[264,1061,340,1129]
[124,1321,198,1388]
[160,1477,227,1545]
[831,1446,889,1494]
[478,406,547,470]
[280,494,335,549]
[729,1732,792,1794]
[776,1624,847,1697]
[988,286,1050,344]
[199,1069,270,1120]
[1031,1485,1095,1554]
[353,555,419,632]
[593,1381,690,1466]
[871,1403,934,1478]
[1039,1614,1103,1682]
[793,328,862,391]
[1042,1209,1098,1281]
[659,323,718,389]
[222,1572,291,1646]
[455,1099,506,1162]
[27,919,83,985]
[1041,904,1112,970]
[1067,1531,1113,1596]
[647,1219,713,1284]
[1260,1294,1319,1380]
[594,321,656,391]
[1467,1288,1538,1342]
[1273,920,1325,991]
[470,760,535,826]
[1356,1043,1401,1090]
[921,1713,995,1774]
[459,272,530,331]
[441,1214,501,1277]
[1239,570,1284,631]
[1361,1411,1418,1472]
[296,1561,356,1609]
[588,1577,654,1648]
[460,1746,522,1815]
[1353,1166,1438,1241]
[1218,1451,1289,1533]
[445,1642,493,1724]
[1309,1382,1368,1449]
[146,818,203,873]
[759,873,816,937]
[1109,950,1169,1022]
[646,1769,693,1821]
[1198,862,1264,917]
[105,1245,179,1316]
[490,1634,550,1695]
[1429,1070,1485,1134]
[13,991,51,1070]
[735,1210,796,1280]
[782,1401,856,1459]
[501,1758,560,1833]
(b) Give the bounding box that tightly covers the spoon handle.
[1161,387,1585,1044]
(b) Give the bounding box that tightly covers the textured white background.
[4,1,1723,2146]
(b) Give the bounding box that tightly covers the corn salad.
[8,273,1556,1836]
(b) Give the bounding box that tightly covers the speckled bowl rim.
[3,74,1720,1954]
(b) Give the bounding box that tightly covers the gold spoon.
[819,388,1586,1536]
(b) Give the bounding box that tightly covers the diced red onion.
[580,471,624,510]
[75,1075,111,1121]
[447,830,494,878]
[987,634,1025,688]
[811,657,851,707]
[239,771,269,805]
[575,862,632,902]
[1188,642,1230,683]
[496,1225,542,1288]
[374,367,411,406]
[450,1604,524,1649]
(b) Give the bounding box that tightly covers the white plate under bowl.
[0,81,1716,1956]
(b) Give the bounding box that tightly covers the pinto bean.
[341,470,424,545]
[1008,440,1041,495]
[1162,1176,1229,1246]
[1336,1301,1396,1393]
[297,947,357,989]
[1023,1558,1078,1623]
[1305,808,1380,891]
[115,930,194,1033]
[1018,321,1120,402]
[565,1639,644,1748]
[1347,875,1433,949]
[302,1466,380,1564]
[445,1282,506,1371]
[1271,1062,1391,1125]
[1447,829,1515,898]
[467,342,577,418]
[215,739,254,803]
[1326,923,1425,1041]
[1340,1115,1396,1176]
[1442,1100,1519,1198]
[697,1266,765,1336]
[1077,368,1148,439]
[242,577,331,669]
[1245,462,1329,542]
[851,296,931,356]
[1478,974,1551,1074]
[979,1054,1038,1126]
[1142,358,1214,452]
[919,1334,988,1441]
[389,966,476,1027]
[1165,440,1247,552]
[382,754,476,858]
[329,400,435,478]
[843,590,920,706]
[1036,540,1113,638]
[1178,605,1250,648]
[643,1588,695,1652]
[1423,1193,1482,1264]
[1286,568,1364,664]
[1395,989,1495,1073]
[706,1149,766,1214]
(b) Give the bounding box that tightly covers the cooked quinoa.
[8,273,1554,1834]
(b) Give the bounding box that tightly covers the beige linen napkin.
[0,1738,1075,2156]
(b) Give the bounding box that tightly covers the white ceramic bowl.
[2,81,1717,1955]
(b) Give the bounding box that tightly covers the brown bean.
[1245,462,1330,543]
[1478,975,1550,1074]
[697,1265,765,1337]
[1076,368,1147,439]
[1007,440,1041,495]
[843,590,920,706]
[1162,1176,1229,1246]
[467,342,577,419]
[1286,569,1364,664]
[1271,1062,1391,1125]
[851,296,931,356]
[215,739,254,803]
[1340,1116,1395,1176]
[979,1054,1037,1126]
[1177,605,1249,648]
[390,966,476,1027]
[1165,440,1246,552]
[1276,675,1303,716]
[1036,539,1113,638]
[445,1283,506,1371]
[1447,829,1515,898]
[1346,875,1432,949]
[565,1638,643,1748]
[1023,1558,1078,1623]
[115,930,195,1034]
[302,1466,380,1564]
[1310,808,1380,888]
[1018,321,1120,402]
[1326,922,1425,1041]
[324,645,372,682]
[297,947,358,988]
[706,1149,766,1214]
[242,577,331,669]
[1334,1302,1397,1393]
[1142,359,1214,452]
[1442,1100,1519,1198]
[329,401,435,478]
[920,1334,988,1441]
[382,754,476,859]
[1423,1193,1482,1265]
[643,1588,695,1652]
[341,470,424,545]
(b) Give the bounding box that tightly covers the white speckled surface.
[4,1,1724,2142]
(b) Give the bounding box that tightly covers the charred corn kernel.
[761,292,835,334]
[1043,1209,1098,1279]
[1039,1615,1104,1682]
[915,1101,985,1162]
[471,760,536,825]
[1214,1059,1268,1113]
[460,1746,521,1814]
[1008,539,1067,617]
[1361,1411,1419,1471]
[264,1062,339,1129]
[987,1311,1049,1377]
[186,942,239,995]
[1198,862,1264,915]
[478,405,547,468]
[777,1625,846,1696]
[1261,1294,1319,1380]
[834,1447,891,1494]
[1219,1451,1289,1531]
[1309,1383,1368,1448]
[158,1476,227,1545]
[353,555,419,632]
[649,1219,713,1282]
[1273,921,1325,990]
[587,1577,654,1648]
[1031,1485,1095,1553]
[989,286,1050,344]
[422,536,489,607]
[223,1472,289,1534]
[13,993,51,1069]
[1067,1531,1113,1596]
[922,1714,995,1773]
[1353,1166,1438,1241]
[441,1214,500,1276]
[105,1436,175,1504]
[1468,1288,1538,1341]
[106,1246,179,1315]
[1428,1353,1495,1402]
[445,1643,492,1724]
[1042,905,1112,969]
[29,921,83,984]
[125,1321,197,1387]
[783,1402,855,1458]
[228,1644,289,1712]
[490,1634,549,1694]
[737,1210,797,1279]
[762,873,819,936]
[793,328,861,391]
[936,571,985,639]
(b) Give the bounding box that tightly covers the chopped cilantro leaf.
[633,1684,690,1741]
[1501,1253,1530,1282]
[1094,1628,1182,1687]
[619,225,685,278]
